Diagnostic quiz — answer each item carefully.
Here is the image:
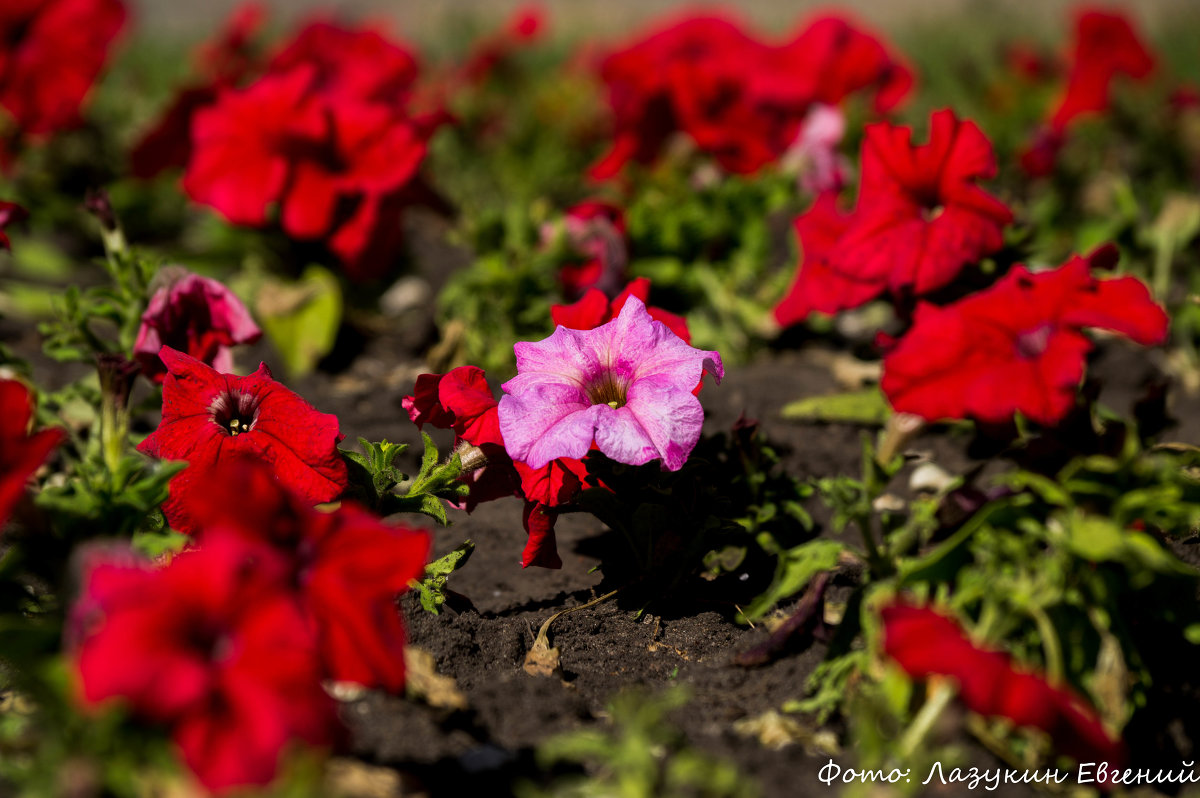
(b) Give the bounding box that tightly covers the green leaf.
[739,539,845,622]
[256,265,342,376]
[781,388,890,426]
[414,540,475,614]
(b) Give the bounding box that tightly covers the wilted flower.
[881,600,1125,769]
[498,296,723,471]
[133,267,262,382]
[136,347,348,532]
[0,379,64,529]
[880,245,1169,425]
[783,103,850,195]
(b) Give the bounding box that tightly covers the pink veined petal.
[591,405,659,467]
[621,378,706,471]
[498,388,599,469]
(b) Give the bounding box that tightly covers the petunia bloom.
[774,109,1012,323]
[133,267,262,383]
[498,296,723,471]
[179,17,440,282]
[0,0,125,155]
[182,459,429,692]
[0,379,64,529]
[136,347,348,532]
[881,600,1125,768]
[589,11,911,179]
[71,536,340,793]
[1020,9,1155,177]
[880,245,1169,426]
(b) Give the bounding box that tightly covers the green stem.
[1027,604,1064,684]
[897,679,957,760]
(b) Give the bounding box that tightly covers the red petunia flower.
[133,268,262,383]
[183,459,429,692]
[772,192,862,327]
[136,347,348,532]
[0,0,125,150]
[0,378,64,530]
[266,19,420,106]
[880,245,1169,425]
[0,199,28,249]
[589,12,911,179]
[1019,9,1154,177]
[173,15,439,282]
[1050,9,1154,132]
[402,365,590,568]
[71,536,340,793]
[775,110,1012,323]
[552,277,690,343]
[881,600,1126,768]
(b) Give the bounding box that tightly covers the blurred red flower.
[0,379,63,529]
[136,347,348,532]
[881,245,1169,425]
[590,12,911,179]
[133,268,261,383]
[72,535,340,793]
[1020,9,1155,176]
[0,0,125,152]
[775,110,1012,323]
[881,600,1126,769]
[183,459,429,692]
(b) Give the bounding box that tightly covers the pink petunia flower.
[498,296,722,471]
[136,347,348,532]
[133,267,262,383]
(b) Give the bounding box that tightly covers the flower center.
[209,390,259,436]
[585,372,628,409]
[921,204,945,221]
[1015,324,1053,359]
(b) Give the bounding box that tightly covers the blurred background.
[130,0,1199,41]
